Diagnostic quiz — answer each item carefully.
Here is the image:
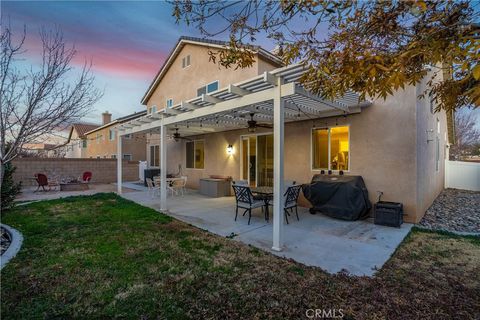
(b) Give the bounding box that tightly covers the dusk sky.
[1,1,277,125]
[2,1,479,128]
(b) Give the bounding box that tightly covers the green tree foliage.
[1,162,21,212]
[172,0,480,112]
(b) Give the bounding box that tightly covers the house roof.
[67,123,100,142]
[84,110,147,136]
[141,36,284,105]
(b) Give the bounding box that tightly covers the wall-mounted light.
[227,144,234,155]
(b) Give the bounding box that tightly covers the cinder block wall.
[12,158,139,186]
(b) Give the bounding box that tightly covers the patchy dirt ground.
[1,193,479,319]
[419,188,480,234]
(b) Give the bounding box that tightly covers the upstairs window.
[149,106,157,114]
[207,81,218,93]
[82,139,87,148]
[312,126,350,171]
[166,98,173,108]
[96,133,101,144]
[109,129,115,141]
[197,80,219,96]
[182,55,191,68]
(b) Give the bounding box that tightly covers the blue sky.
[1,1,277,124]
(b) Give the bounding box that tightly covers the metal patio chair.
[232,185,265,225]
[284,184,302,224]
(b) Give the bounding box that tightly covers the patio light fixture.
[226,144,234,155]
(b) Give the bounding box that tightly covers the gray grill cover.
[302,175,372,220]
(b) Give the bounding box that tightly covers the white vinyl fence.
[445,160,480,191]
[138,161,147,181]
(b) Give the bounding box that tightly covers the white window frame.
[111,154,116,159]
[149,105,157,114]
[185,139,205,170]
[149,144,160,167]
[182,55,191,68]
[109,129,115,141]
[310,125,351,172]
[197,80,219,97]
[166,98,173,108]
[123,154,132,161]
[206,80,219,93]
[239,132,273,187]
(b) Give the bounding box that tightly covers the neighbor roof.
[141,36,284,105]
[84,110,147,136]
[67,123,100,142]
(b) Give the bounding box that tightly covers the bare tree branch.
[0,24,102,183]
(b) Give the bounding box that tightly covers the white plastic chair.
[146,178,159,198]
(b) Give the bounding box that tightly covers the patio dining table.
[251,186,273,222]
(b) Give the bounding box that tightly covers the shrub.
[1,163,22,212]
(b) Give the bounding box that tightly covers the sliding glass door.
[241,134,273,187]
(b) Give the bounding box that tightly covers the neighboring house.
[65,123,100,158]
[117,36,451,230]
[83,111,147,161]
[21,143,65,158]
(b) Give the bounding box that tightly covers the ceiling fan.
[246,113,272,132]
[170,128,192,142]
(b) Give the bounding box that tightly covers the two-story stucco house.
[83,111,147,161]
[115,36,452,250]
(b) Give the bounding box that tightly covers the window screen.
[207,81,219,93]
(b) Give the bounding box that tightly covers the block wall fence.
[12,158,139,186]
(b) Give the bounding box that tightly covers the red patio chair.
[81,171,92,183]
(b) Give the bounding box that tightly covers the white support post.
[272,77,285,251]
[116,133,122,194]
[160,123,167,211]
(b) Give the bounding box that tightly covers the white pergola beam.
[148,112,163,119]
[263,71,278,86]
[272,77,285,252]
[201,94,222,104]
[295,86,349,112]
[163,108,184,115]
[160,123,167,211]
[116,135,122,194]
[228,84,250,96]
[181,101,199,110]
[162,83,295,127]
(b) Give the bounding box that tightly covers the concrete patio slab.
[122,190,413,276]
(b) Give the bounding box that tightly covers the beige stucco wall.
[145,43,279,111]
[152,83,447,223]
[414,78,448,221]
[84,126,147,161]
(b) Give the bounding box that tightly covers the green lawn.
[1,193,479,319]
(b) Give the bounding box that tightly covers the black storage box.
[144,169,160,186]
[374,201,403,227]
